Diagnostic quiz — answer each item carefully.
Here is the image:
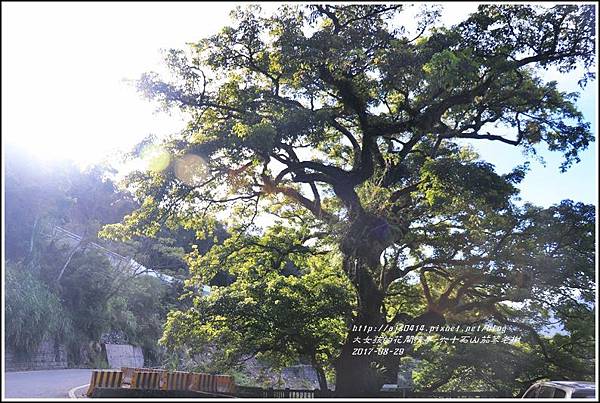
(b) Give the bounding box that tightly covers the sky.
[2,2,597,208]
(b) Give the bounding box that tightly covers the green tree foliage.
[3,147,184,366]
[161,226,354,389]
[4,144,136,265]
[109,275,176,365]
[413,329,594,397]
[5,261,73,354]
[54,251,122,343]
[104,4,595,395]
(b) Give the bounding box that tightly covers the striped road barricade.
[131,370,162,390]
[86,370,123,397]
[215,374,237,394]
[120,367,136,387]
[163,371,194,391]
[189,372,217,393]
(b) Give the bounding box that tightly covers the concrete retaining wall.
[104,343,144,369]
[5,339,68,371]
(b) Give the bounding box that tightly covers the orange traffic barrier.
[131,371,162,390]
[120,367,135,386]
[215,374,237,394]
[190,372,216,393]
[163,371,193,391]
[86,370,123,397]
[188,372,236,394]
[88,367,235,396]
[122,367,167,387]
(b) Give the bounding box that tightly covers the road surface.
[4,369,92,398]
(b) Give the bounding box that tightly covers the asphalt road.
[4,369,92,398]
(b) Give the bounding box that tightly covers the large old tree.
[103,4,596,395]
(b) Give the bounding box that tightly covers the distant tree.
[3,147,184,365]
[4,145,75,264]
[108,275,174,365]
[3,144,135,269]
[103,4,595,395]
[160,225,354,390]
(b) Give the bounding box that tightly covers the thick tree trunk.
[311,356,329,391]
[334,334,381,397]
[334,243,386,395]
[379,310,446,384]
[333,211,401,396]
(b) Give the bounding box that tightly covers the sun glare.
[2,2,235,169]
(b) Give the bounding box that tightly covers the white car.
[522,381,595,399]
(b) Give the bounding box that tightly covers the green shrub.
[5,261,73,354]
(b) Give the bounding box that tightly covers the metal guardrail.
[235,386,509,398]
[52,226,129,262]
[50,226,175,282]
[236,386,332,398]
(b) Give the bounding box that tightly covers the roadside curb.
[68,384,89,399]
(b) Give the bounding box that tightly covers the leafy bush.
[5,261,73,354]
[108,275,172,365]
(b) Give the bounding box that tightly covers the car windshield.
[571,389,596,398]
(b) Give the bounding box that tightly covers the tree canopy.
[161,225,354,389]
[102,4,596,396]
[4,146,186,366]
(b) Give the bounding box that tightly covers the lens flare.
[174,153,208,186]
[141,144,171,172]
